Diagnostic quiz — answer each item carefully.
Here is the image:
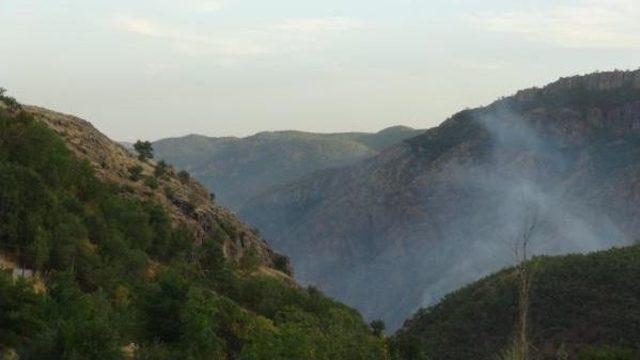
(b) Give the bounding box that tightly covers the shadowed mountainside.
[241,69,640,330]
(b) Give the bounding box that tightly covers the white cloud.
[113,15,367,60]
[274,17,365,32]
[455,59,509,71]
[467,0,640,48]
[117,18,157,37]
[185,0,225,13]
[113,16,268,57]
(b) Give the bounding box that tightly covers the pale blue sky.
[2,0,639,140]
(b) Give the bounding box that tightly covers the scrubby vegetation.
[0,87,20,111]
[391,246,640,360]
[0,105,388,359]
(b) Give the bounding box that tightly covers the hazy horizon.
[2,0,640,141]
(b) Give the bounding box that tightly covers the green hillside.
[392,246,640,360]
[0,97,388,359]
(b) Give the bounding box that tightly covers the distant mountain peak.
[153,125,423,210]
[513,68,640,103]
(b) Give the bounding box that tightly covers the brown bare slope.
[25,105,290,274]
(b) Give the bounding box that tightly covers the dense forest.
[0,95,387,359]
[392,246,640,360]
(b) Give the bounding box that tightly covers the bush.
[0,87,21,111]
[370,320,386,337]
[144,176,159,189]
[238,245,261,274]
[128,165,143,181]
[177,170,190,184]
[154,160,169,178]
[273,254,291,275]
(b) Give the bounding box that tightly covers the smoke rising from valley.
[413,107,631,310]
[241,71,640,331]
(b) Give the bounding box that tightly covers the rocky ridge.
[25,106,291,275]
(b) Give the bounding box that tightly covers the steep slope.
[152,126,422,210]
[241,69,640,330]
[392,246,640,360]
[0,96,388,359]
[25,105,288,272]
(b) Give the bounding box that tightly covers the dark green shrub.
[154,160,169,178]
[238,245,261,274]
[273,254,291,275]
[177,170,190,184]
[370,320,386,337]
[144,176,159,189]
[128,165,143,181]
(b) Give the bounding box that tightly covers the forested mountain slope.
[392,246,640,359]
[241,69,640,330]
[0,94,387,359]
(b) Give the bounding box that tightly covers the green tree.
[370,320,386,337]
[177,170,190,184]
[134,140,154,161]
[142,270,190,343]
[181,288,226,358]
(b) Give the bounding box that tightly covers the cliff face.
[241,69,640,330]
[25,106,290,274]
[152,126,423,210]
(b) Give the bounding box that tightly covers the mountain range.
[240,69,640,330]
[151,126,423,210]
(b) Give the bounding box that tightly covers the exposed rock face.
[26,106,290,274]
[241,69,640,330]
[152,126,423,210]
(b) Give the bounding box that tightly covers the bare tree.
[513,208,539,360]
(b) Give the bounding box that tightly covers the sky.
[1,0,640,141]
